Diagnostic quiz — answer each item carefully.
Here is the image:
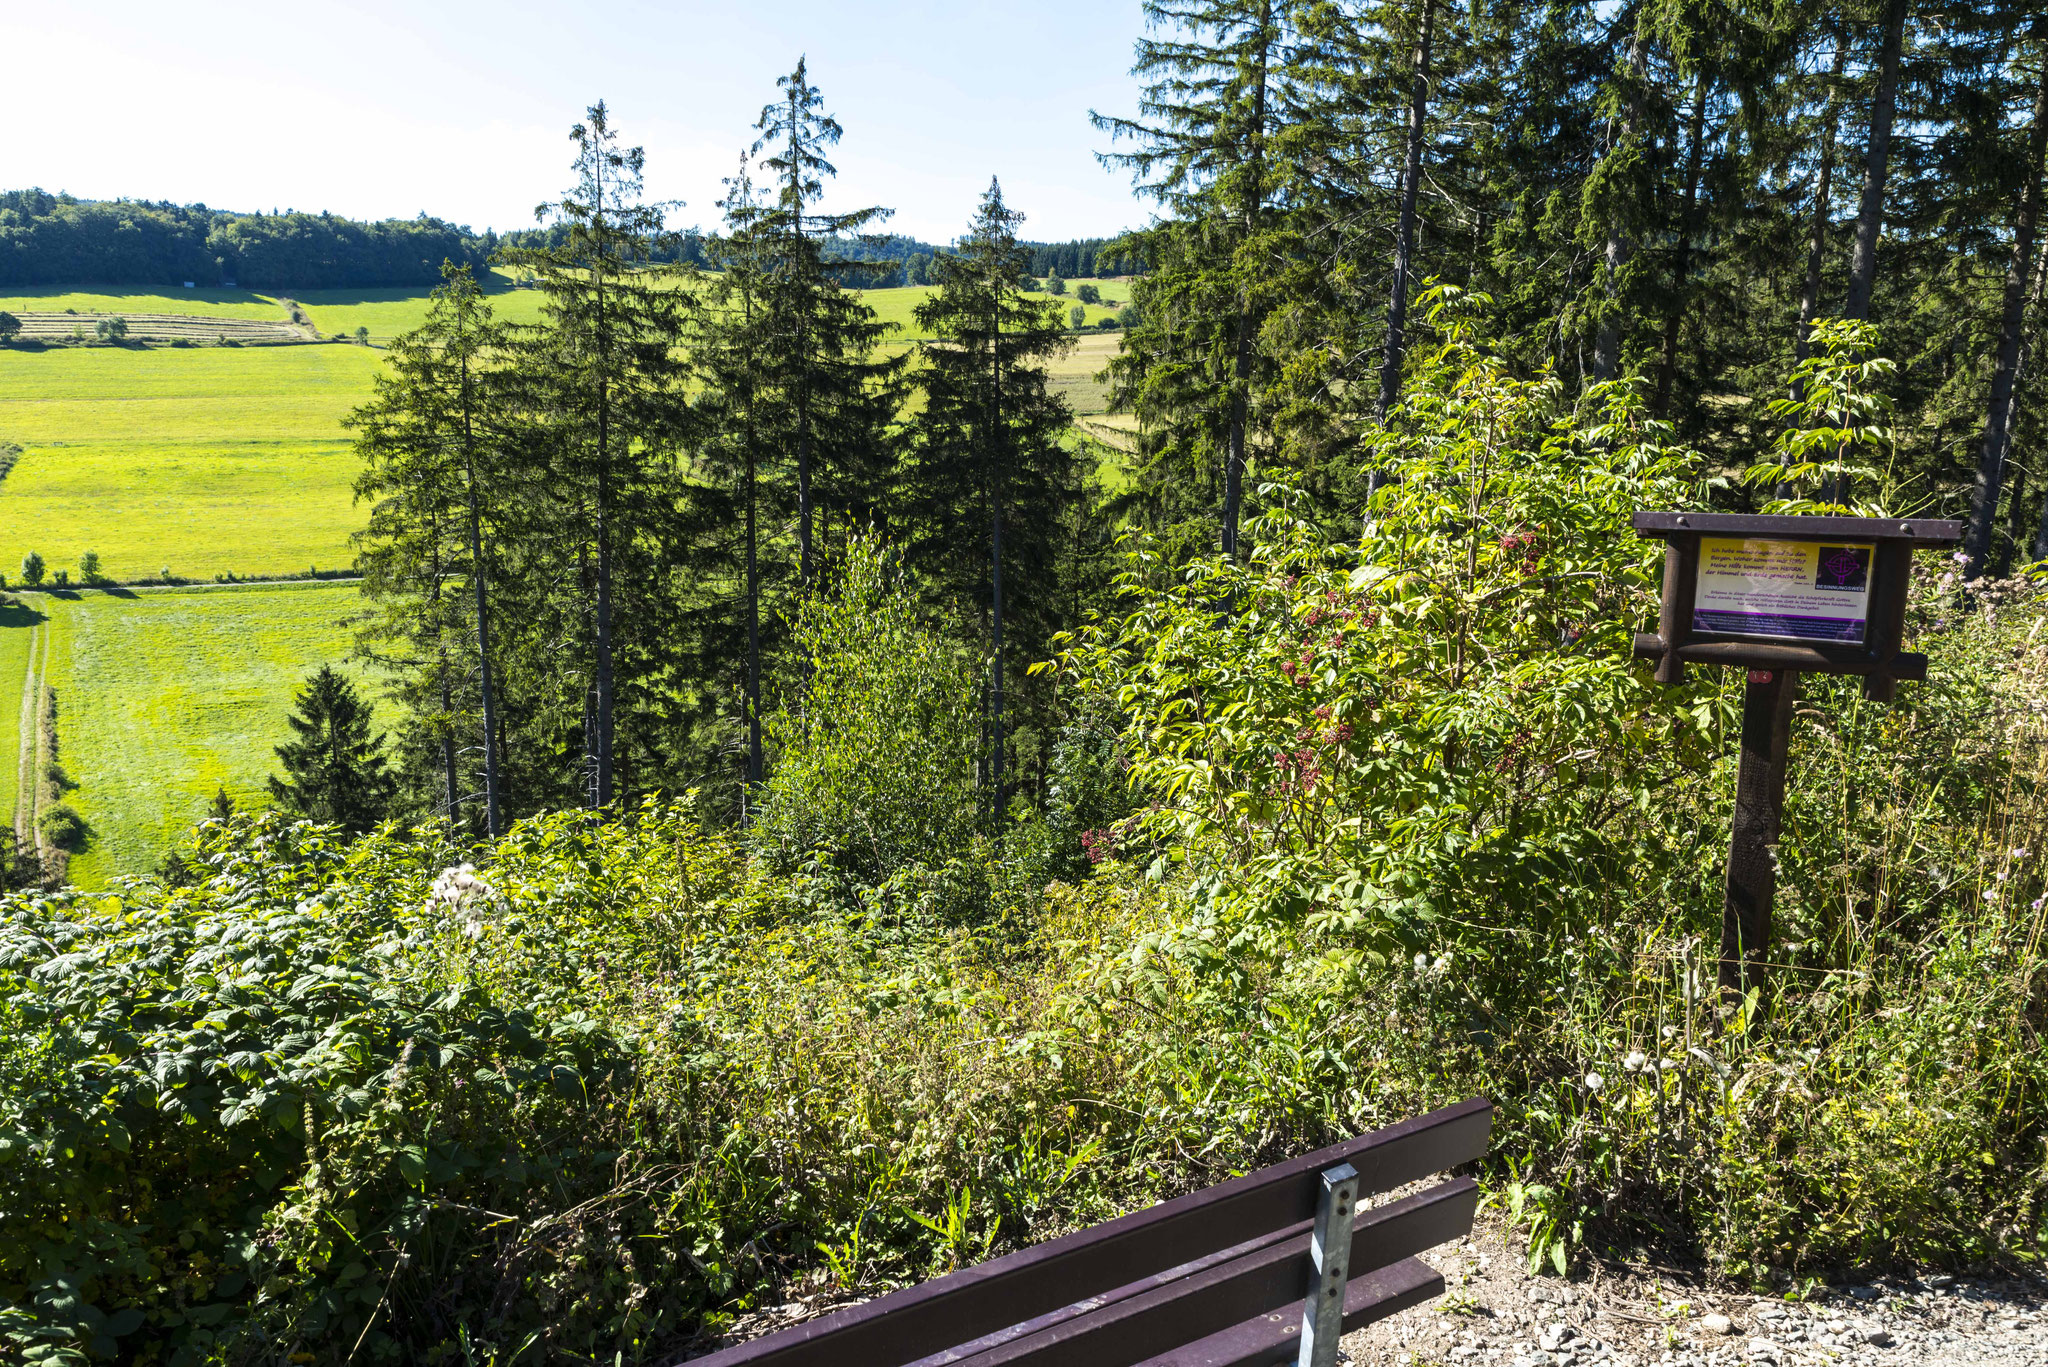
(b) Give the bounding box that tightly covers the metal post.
[1298,1162,1360,1367]
[1720,668,1798,999]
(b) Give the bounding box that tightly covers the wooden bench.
[685,1097,1491,1367]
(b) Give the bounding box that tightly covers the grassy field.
[857,279,1127,338]
[0,598,39,834]
[294,268,550,343]
[0,286,292,320]
[0,344,378,581]
[24,583,367,887]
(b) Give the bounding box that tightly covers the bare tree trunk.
[1221,0,1274,561]
[1656,72,1709,415]
[1965,22,2048,579]
[1377,0,1437,423]
[989,304,1006,818]
[458,348,503,837]
[1843,0,1908,322]
[1795,33,1851,365]
[1592,29,1647,382]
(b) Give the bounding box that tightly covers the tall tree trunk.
[1656,72,1710,415]
[592,446,614,806]
[1221,0,1274,560]
[457,344,503,837]
[1377,0,1437,423]
[787,90,816,586]
[584,151,616,808]
[439,648,458,819]
[462,458,502,836]
[1965,23,2048,579]
[1843,0,1908,322]
[1592,29,1647,382]
[1795,33,1851,364]
[989,306,1006,817]
[745,405,763,799]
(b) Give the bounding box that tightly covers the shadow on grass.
[0,598,48,627]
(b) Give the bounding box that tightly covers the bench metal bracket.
[1297,1161,1360,1367]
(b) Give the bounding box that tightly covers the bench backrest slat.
[937,1177,1478,1367]
[683,1098,1491,1367]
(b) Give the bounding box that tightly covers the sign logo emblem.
[1813,545,1869,592]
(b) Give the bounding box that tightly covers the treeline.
[0,185,1137,294]
[1094,0,2048,577]
[0,189,496,289]
[354,69,1103,834]
[1024,236,1138,280]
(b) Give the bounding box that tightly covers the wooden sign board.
[1631,511,1961,998]
[1630,512,1961,703]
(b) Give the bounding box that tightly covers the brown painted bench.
[684,1097,1491,1367]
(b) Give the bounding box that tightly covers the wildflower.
[1622,1050,1648,1073]
[1984,889,1999,902]
[1952,550,1971,565]
[1583,1072,1605,1092]
[2013,848,2029,860]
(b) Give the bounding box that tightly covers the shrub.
[78,551,104,586]
[1070,303,1086,329]
[0,311,19,344]
[34,803,85,850]
[1076,283,1100,305]
[93,316,127,343]
[753,532,981,884]
[19,553,42,589]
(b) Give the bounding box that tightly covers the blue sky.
[2,1,1155,244]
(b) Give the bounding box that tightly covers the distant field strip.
[5,313,313,343]
[35,583,367,887]
[0,344,380,580]
[0,287,292,319]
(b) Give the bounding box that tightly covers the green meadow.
[0,598,36,832]
[0,277,1126,588]
[22,583,367,886]
[0,343,378,581]
[294,268,550,343]
[0,286,292,320]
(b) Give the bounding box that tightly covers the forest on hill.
[5,1,2048,1363]
[0,188,1118,293]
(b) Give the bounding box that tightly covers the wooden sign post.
[1630,512,1960,997]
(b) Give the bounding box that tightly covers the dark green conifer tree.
[348,264,507,834]
[684,156,790,813]
[751,58,906,583]
[268,665,395,833]
[903,178,1085,809]
[499,102,695,808]
[1094,0,1296,559]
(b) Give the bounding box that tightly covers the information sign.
[1691,537,1875,643]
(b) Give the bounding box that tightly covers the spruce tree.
[1094,0,1295,559]
[751,58,905,584]
[1964,16,2048,577]
[348,264,508,834]
[268,666,395,834]
[903,178,1083,810]
[500,102,695,808]
[687,155,790,810]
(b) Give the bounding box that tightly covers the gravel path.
[1342,1216,2048,1367]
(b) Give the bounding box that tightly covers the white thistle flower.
[1583,1072,1605,1092]
[1622,1051,1648,1073]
